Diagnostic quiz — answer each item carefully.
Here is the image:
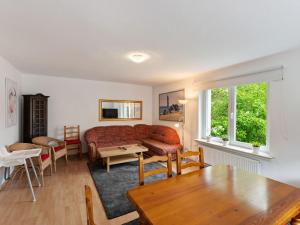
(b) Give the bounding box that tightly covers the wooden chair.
[85,185,96,225]
[7,143,52,186]
[139,154,172,186]
[64,125,82,158]
[176,147,204,175]
[32,136,67,172]
[292,216,300,225]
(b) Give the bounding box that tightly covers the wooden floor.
[0,156,203,225]
[0,156,139,225]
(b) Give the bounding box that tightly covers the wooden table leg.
[107,157,110,172]
[136,209,150,225]
[139,217,147,225]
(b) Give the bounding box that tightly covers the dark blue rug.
[88,160,173,220]
[122,219,139,225]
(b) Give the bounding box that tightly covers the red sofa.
[84,124,182,161]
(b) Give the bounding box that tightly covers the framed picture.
[159,89,185,122]
[5,78,18,127]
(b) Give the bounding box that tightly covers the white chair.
[0,147,42,201]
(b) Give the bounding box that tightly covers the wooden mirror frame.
[99,99,143,121]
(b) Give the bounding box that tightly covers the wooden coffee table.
[97,144,148,172]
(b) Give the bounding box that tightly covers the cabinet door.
[31,97,47,137]
[39,97,47,136]
[32,97,40,137]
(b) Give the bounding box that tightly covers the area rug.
[88,160,173,219]
[122,219,139,225]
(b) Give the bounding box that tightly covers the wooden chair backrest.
[64,125,80,140]
[139,154,172,186]
[176,147,204,175]
[85,185,96,225]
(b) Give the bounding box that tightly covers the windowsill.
[195,138,273,160]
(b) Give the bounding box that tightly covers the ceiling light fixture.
[127,52,150,63]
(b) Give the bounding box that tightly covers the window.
[236,82,267,145]
[210,88,228,138]
[203,82,268,149]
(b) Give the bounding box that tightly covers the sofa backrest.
[150,125,180,145]
[134,124,151,140]
[84,125,136,146]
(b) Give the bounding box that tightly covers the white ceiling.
[0,0,300,85]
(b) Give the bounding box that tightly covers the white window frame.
[202,82,270,152]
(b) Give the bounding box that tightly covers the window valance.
[194,66,284,90]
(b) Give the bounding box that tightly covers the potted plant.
[222,136,229,146]
[251,142,261,153]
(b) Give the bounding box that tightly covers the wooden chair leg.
[54,160,57,173]
[176,149,182,175]
[167,153,172,177]
[65,154,68,164]
[291,218,300,225]
[40,171,44,186]
[199,147,205,168]
[49,164,52,175]
[79,143,82,159]
[138,155,144,186]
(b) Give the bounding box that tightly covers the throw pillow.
[48,140,59,147]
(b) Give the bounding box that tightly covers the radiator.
[204,148,261,174]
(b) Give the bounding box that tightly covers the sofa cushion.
[142,138,182,156]
[97,142,114,148]
[125,139,142,145]
[150,125,180,145]
[53,145,64,152]
[65,139,81,145]
[119,126,136,141]
[41,153,50,161]
[48,140,59,147]
[96,140,142,150]
[85,125,137,148]
[134,124,151,140]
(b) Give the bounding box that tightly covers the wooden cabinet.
[22,94,49,143]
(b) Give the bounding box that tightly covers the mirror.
[99,99,143,121]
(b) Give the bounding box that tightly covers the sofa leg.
[105,157,110,172]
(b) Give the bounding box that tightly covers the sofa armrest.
[88,142,97,161]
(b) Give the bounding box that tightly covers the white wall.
[0,56,22,185]
[153,47,300,187]
[153,78,199,151]
[21,74,153,151]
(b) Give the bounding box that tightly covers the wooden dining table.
[128,165,300,225]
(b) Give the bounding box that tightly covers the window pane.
[236,82,267,145]
[211,88,228,138]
